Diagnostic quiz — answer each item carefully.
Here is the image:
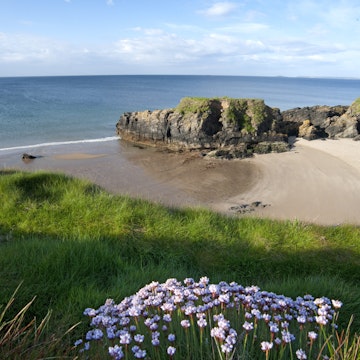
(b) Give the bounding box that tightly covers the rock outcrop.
[116,97,360,158]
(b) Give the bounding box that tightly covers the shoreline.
[1,138,360,226]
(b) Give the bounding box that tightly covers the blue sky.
[1,0,359,77]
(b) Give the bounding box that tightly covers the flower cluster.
[76,277,342,359]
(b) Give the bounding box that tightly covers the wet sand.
[1,138,360,226]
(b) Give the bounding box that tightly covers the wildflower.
[281,321,289,329]
[119,332,132,345]
[211,327,226,340]
[109,345,124,360]
[134,334,145,343]
[106,327,116,339]
[197,317,207,328]
[219,293,230,304]
[168,333,176,342]
[331,299,343,309]
[269,322,279,333]
[184,278,194,285]
[74,339,83,347]
[242,321,254,332]
[79,277,343,359]
[315,315,328,326]
[83,308,96,317]
[218,318,230,331]
[296,348,307,359]
[261,341,273,352]
[226,330,237,345]
[297,315,306,324]
[245,312,253,319]
[209,284,219,294]
[86,329,103,340]
[133,348,146,359]
[149,322,158,331]
[221,342,234,353]
[251,308,262,320]
[152,331,160,342]
[167,346,176,356]
[199,276,209,285]
[282,330,295,343]
[152,338,160,346]
[181,319,191,328]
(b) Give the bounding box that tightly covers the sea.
[0,75,359,153]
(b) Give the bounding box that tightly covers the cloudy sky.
[1,0,359,78]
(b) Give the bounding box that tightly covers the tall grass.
[0,284,78,359]
[0,170,359,358]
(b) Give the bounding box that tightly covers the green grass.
[349,97,360,114]
[0,170,359,358]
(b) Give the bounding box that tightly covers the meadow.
[0,170,359,359]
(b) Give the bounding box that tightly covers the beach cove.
[1,136,360,226]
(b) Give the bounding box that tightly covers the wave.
[0,136,120,152]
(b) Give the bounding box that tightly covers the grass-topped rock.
[117,97,288,158]
[117,97,360,158]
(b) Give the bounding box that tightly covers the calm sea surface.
[0,75,359,151]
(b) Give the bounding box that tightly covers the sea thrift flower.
[332,299,343,309]
[168,333,176,342]
[296,348,307,359]
[74,339,83,347]
[221,342,233,353]
[243,321,254,332]
[181,319,190,328]
[134,334,144,343]
[119,332,132,344]
[86,329,103,340]
[108,345,124,360]
[197,317,207,328]
[315,315,328,326]
[167,346,176,356]
[78,277,343,359]
[261,341,273,351]
[269,322,279,333]
[211,327,226,340]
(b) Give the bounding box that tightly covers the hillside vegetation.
[0,170,359,358]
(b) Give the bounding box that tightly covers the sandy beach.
[1,137,360,226]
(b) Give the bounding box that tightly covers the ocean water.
[0,75,359,152]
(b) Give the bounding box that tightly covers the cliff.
[116,97,360,158]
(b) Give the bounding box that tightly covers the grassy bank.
[0,170,359,358]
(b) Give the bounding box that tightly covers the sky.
[1,0,360,78]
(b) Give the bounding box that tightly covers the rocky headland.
[116,97,360,158]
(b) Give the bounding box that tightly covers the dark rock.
[22,153,37,160]
[117,97,290,158]
[229,201,270,214]
[116,97,360,158]
[280,100,360,140]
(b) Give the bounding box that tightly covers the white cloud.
[106,0,114,5]
[219,23,269,34]
[201,2,238,17]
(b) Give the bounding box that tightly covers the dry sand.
[214,138,360,225]
[1,138,360,226]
